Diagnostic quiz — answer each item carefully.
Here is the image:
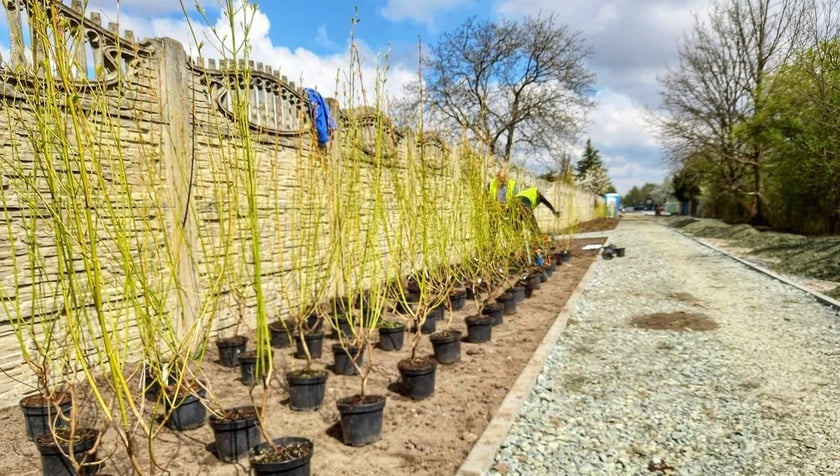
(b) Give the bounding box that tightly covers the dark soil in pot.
[209,405,262,462]
[429,329,462,364]
[397,356,437,400]
[249,436,314,476]
[286,369,328,411]
[216,335,248,367]
[336,394,386,447]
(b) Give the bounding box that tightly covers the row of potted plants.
[4,3,578,475]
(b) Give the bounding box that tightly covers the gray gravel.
[490,218,840,476]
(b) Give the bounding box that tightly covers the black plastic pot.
[528,272,542,289]
[294,332,324,360]
[35,428,100,476]
[465,315,492,343]
[496,292,517,316]
[508,285,526,305]
[539,270,548,282]
[20,394,73,441]
[216,335,248,367]
[448,289,467,311]
[482,303,505,326]
[329,296,351,317]
[377,323,405,351]
[239,351,272,386]
[286,370,328,411]
[430,330,462,364]
[269,321,292,348]
[464,287,477,300]
[303,313,323,333]
[429,304,445,321]
[616,247,626,257]
[249,437,314,476]
[332,344,364,376]
[209,406,262,462]
[336,395,387,447]
[164,387,207,431]
[144,359,183,401]
[332,316,355,340]
[543,264,554,277]
[411,314,437,335]
[398,358,437,400]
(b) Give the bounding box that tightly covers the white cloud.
[380,0,473,28]
[119,4,416,107]
[493,0,715,191]
[588,89,658,150]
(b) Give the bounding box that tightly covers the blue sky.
[0,0,715,194]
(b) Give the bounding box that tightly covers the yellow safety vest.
[489,178,516,204]
[515,187,539,209]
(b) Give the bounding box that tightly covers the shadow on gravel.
[630,311,718,332]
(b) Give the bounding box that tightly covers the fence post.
[151,37,202,341]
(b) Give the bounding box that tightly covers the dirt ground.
[0,232,611,476]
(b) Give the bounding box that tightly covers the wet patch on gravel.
[630,311,718,332]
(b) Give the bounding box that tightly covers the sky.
[0,0,716,194]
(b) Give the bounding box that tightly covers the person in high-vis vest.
[488,169,517,206]
[514,186,561,233]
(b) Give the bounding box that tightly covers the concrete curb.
[456,244,608,476]
[681,231,840,311]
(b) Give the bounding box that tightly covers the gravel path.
[490,218,840,476]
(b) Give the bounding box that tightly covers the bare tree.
[413,14,594,163]
[656,0,804,223]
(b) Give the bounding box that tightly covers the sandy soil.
[0,234,611,476]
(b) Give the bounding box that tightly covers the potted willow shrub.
[35,426,102,476]
[16,352,75,442]
[284,301,329,411]
[396,274,441,401]
[215,289,249,368]
[334,284,388,446]
[249,436,314,475]
[427,271,462,365]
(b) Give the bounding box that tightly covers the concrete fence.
[0,0,602,407]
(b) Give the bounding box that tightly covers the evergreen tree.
[575,139,603,180]
[575,139,614,194]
